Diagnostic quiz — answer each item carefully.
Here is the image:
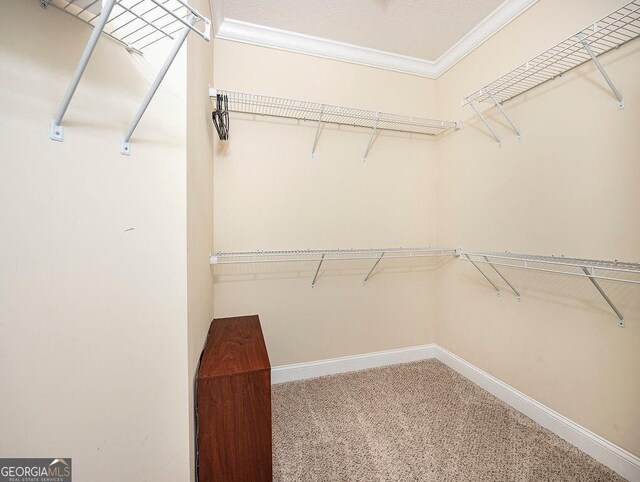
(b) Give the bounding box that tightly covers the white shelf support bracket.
[50,0,117,142]
[469,101,501,146]
[578,34,624,109]
[311,108,324,159]
[363,252,385,285]
[121,14,197,155]
[363,114,380,162]
[487,92,522,140]
[311,253,325,288]
[581,267,625,327]
[465,254,500,296]
[484,256,521,301]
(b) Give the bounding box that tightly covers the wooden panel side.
[197,370,272,482]
[199,316,271,379]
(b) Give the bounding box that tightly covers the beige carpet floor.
[272,359,624,481]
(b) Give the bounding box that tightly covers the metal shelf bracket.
[50,0,117,142]
[46,0,211,150]
[469,101,501,146]
[488,92,522,140]
[465,254,500,296]
[363,114,380,161]
[578,33,625,110]
[484,256,521,301]
[122,14,197,155]
[311,107,324,159]
[311,253,325,288]
[363,252,385,285]
[581,267,625,327]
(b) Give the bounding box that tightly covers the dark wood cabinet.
[197,315,272,482]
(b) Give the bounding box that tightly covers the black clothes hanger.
[212,93,229,140]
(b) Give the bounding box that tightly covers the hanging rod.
[44,0,211,152]
[208,88,460,159]
[209,247,457,288]
[463,0,640,143]
[460,251,640,328]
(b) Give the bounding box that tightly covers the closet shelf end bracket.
[581,266,625,328]
[578,33,625,110]
[363,252,385,285]
[50,0,117,143]
[121,14,198,155]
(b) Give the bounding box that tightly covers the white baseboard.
[271,344,436,384]
[271,344,640,481]
[434,346,640,482]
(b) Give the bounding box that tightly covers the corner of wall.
[186,1,216,479]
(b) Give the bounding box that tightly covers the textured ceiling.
[220,0,506,60]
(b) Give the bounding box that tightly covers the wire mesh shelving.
[460,251,640,327]
[210,247,457,287]
[462,0,640,144]
[44,0,211,153]
[43,0,210,53]
[209,88,460,159]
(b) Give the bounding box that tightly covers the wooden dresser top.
[198,315,271,380]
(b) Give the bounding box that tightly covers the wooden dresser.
[196,315,272,482]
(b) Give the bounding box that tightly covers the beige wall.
[212,39,441,366]
[2,0,638,477]
[186,0,215,480]
[211,0,639,458]
[0,1,190,479]
[435,0,640,456]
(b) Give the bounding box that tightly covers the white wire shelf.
[212,89,459,136]
[462,251,640,280]
[45,0,211,154]
[43,0,211,53]
[209,88,460,159]
[210,247,457,264]
[209,247,638,324]
[463,1,640,107]
[462,1,640,144]
[211,89,459,136]
[210,247,457,287]
[460,251,640,327]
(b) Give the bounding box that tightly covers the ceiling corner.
[433,0,539,77]
[210,0,540,79]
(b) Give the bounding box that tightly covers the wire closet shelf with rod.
[210,248,458,288]
[208,88,461,160]
[462,0,640,145]
[459,251,640,328]
[42,0,211,154]
[210,248,640,327]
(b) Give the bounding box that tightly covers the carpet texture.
[272,359,624,481]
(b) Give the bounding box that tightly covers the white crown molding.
[271,343,640,481]
[433,0,538,76]
[211,0,538,79]
[215,19,441,77]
